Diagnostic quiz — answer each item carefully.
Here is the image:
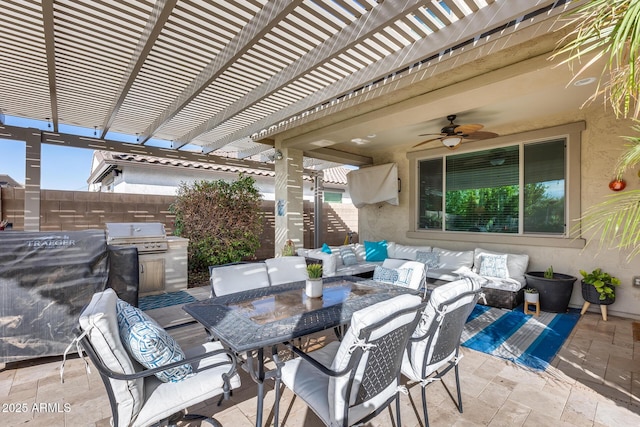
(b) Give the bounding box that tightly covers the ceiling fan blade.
[413,137,442,148]
[465,131,499,140]
[454,123,483,134]
[418,133,445,137]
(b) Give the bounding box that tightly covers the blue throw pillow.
[364,240,388,262]
[116,299,193,383]
[321,243,332,254]
[340,246,358,266]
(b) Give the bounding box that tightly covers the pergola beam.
[139,0,302,146]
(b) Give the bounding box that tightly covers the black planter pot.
[524,272,577,313]
[581,280,615,305]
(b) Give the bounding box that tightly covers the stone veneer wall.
[0,187,358,260]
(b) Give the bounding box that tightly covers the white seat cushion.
[210,263,270,296]
[79,289,143,426]
[265,256,308,285]
[280,341,339,426]
[133,341,241,427]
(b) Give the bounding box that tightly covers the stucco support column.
[274,145,304,256]
[24,130,41,231]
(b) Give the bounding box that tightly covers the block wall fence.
[0,187,358,260]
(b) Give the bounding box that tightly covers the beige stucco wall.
[358,104,640,319]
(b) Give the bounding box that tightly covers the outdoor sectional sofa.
[298,241,529,310]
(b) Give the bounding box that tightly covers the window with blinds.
[418,139,566,235]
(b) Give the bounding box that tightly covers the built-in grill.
[105,222,169,253]
[105,222,188,296]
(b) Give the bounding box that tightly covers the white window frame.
[406,122,586,248]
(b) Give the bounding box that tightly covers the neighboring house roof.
[89,151,349,186]
[0,174,23,188]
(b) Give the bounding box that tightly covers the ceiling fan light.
[442,136,463,149]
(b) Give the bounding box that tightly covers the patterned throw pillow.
[416,251,440,268]
[116,299,193,383]
[373,266,413,287]
[339,246,358,266]
[373,266,399,283]
[478,254,509,279]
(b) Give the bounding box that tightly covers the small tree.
[171,174,263,279]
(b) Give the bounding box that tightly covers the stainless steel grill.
[105,222,168,254]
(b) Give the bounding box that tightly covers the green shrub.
[307,263,323,279]
[170,174,263,275]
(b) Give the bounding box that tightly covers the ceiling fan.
[414,114,499,150]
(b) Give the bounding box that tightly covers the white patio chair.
[401,277,482,427]
[209,262,271,297]
[64,288,241,427]
[276,294,425,426]
[265,256,308,286]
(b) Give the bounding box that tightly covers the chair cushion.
[210,262,270,296]
[330,294,422,425]
[265,256,308,285]
[133,341,241,427]
[116,300,193,383]
[402,278,481,382]
[364,240,388,262]
[79,288,143,425]
[280,341,338,426]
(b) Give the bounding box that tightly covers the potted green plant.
[579,268,620,305]
[306,263,323,298]
[524,266,577,313]
[524,287,539,304]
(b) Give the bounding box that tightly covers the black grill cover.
[0,230,138,363]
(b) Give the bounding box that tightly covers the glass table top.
[228,280,386,325]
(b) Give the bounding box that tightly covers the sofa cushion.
[116,299,194,383]
[473,248,529,279]
[478,253,509,279]
[432,247,474,270]
[387,242,432,261]
[321,243,332,254]
[364,240,388,262]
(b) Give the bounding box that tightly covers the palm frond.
[552,0,640,119]
[576,189,640,259]
[615,123,640,175]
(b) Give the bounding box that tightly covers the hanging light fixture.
[441,136,463,149]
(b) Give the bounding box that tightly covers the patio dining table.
[182,275,421,427]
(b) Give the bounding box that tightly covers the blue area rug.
[461,304,581,371]
[138,290,197,311]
